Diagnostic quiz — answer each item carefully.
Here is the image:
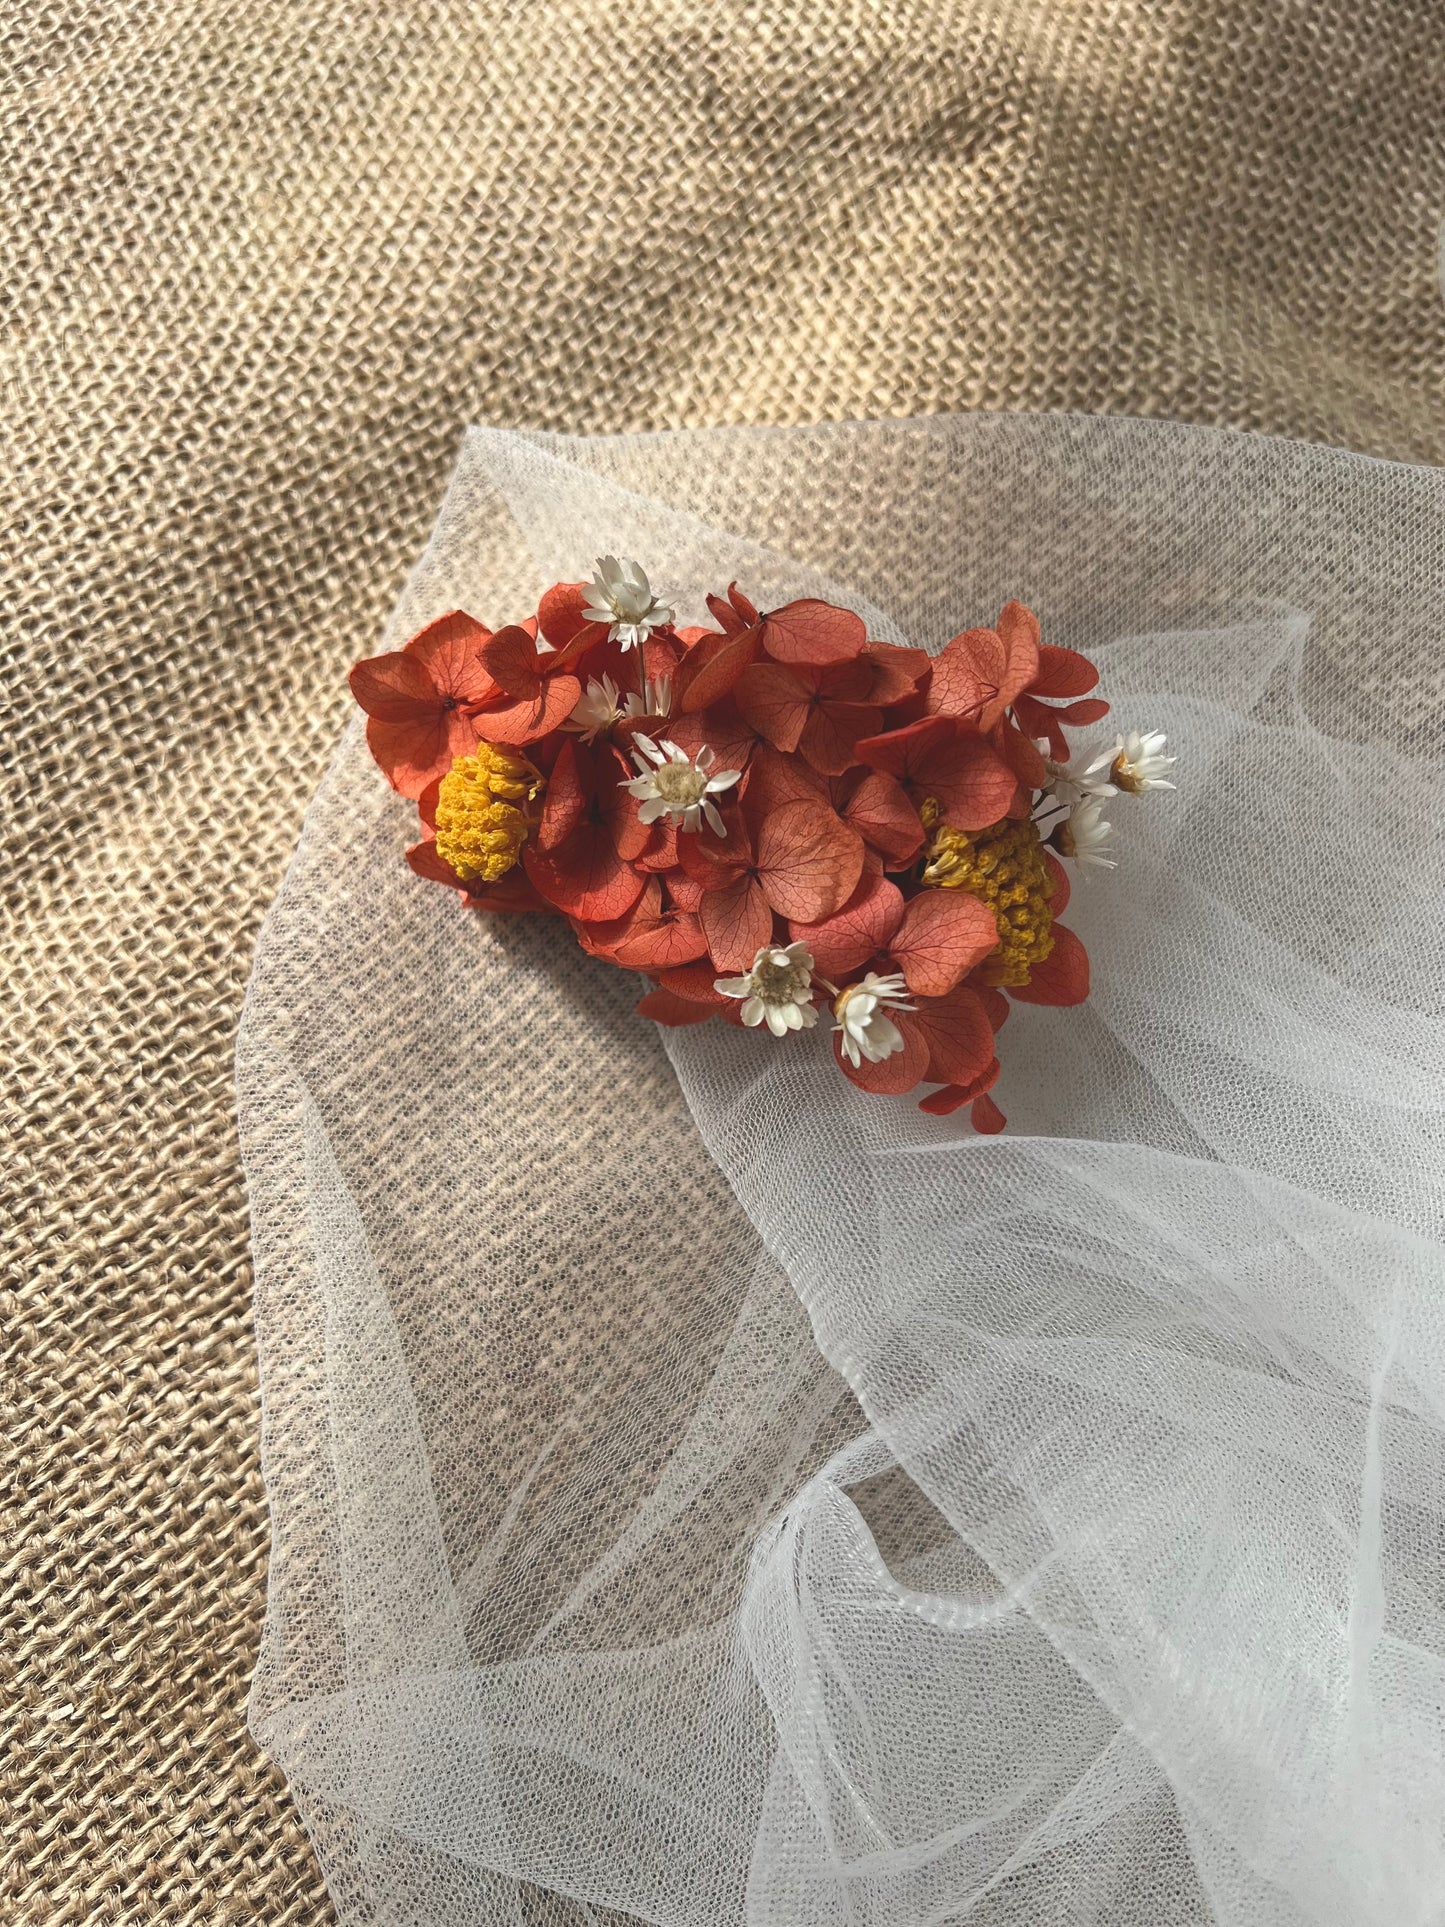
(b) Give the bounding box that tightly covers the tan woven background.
[2,1,1441,1921]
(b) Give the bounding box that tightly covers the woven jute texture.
[3,2,1442,1922]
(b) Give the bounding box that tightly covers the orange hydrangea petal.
[907,986,996,1087]
[834,1016,929,1094]
[701,874,773,973]
[789,872,904,978]
[734,662,810,752]
[475,673,582,747]
[754,798,863,923]
[762,599,867,667]
[637,987,717,1026]
[1008,923,1090,1006]
[798,700,882,775]
[917,1055,1001,1116]
[1029,642,1099,698]
[890,891,998,997]
[479,623,545,698]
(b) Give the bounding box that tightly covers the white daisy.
[568,673,627,742]
[1085,728,1176,796]
[581,556,674,651]
[626,736,741,836]
[832,971,915,1067]
[1055,795,1117,869]
[1043,748,1116,806]
[568,672,673,743]
[715,942,819,1038]
[627,672,672,725]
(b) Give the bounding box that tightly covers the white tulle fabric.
[238,416,1445,1927]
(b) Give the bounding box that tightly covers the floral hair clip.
[349,559,1174,1132]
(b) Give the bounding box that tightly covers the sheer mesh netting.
[237,417,1445,1927]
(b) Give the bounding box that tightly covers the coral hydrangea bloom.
[678,785,863,972]
[734,656,882,775]
[350,610,494,798]
[925,601,1110,785]
[523,739,647,923]
[350,568,1157,1132]
[854,715,1017,829]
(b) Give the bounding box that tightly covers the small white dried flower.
[715,942,819,1038]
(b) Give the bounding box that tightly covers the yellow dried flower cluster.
[434,742,543,883]
[920,806,1055,987]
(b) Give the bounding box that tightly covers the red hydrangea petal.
[762,599,867,666]
[667,869,705,912]
[1044,849,1071,915]
[1030,642,1099,698]
[908,985,997,1086]
[350,649,440,722]
[866,643,931,705]
[475,673,581,747]
[405,838,461,887]
[675,625,763,712]
[613,912,710,969]
[789,872,904,978]
[637,988,718,1026]
[1051,696,1111,728]
[755,798,863,923]
[537,582,597,649]
[992,601,1041,696]
[932,736,1017,828]
[839,769,924,864]
[1012,693,1069,760]
[1008,923,1090,1006]
[655,962,728,1003]
[635,818,680,873]
[798,700,882,775]
[662,702,760,772]
[858,721,1020,829]
[365,708,481,799]
[744,743,828,815]
[472,874,552,913]
[604,783,652,863]
[523,824,646,921]
[405,839,548,912]
[890,891,999,997]
[704,582,759,636]
[480,623,544,698]
[404,610,494,701]
[734,662,811,751]
[573,878,661,959]
[536,738,588,849]
[926,628,999,723]
[917,1055,1001,1116]
[701,874,773,972]
[677,809,750,888]
[976,984,1011,1031]
[972,1092,1007,1133]
[995,720,1049,789]
[834,1014,929,1094]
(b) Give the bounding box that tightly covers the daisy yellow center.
[434,742,544,883]
[652,761,708,807]
[920,808,1055,988]
[752,952,811,1003]
[1108,752,1145,796]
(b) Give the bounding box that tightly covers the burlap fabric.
[3,2,1442,1922]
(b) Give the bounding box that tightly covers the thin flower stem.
[636,640,650,717]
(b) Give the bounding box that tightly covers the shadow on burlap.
[2,3,1442,1922]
